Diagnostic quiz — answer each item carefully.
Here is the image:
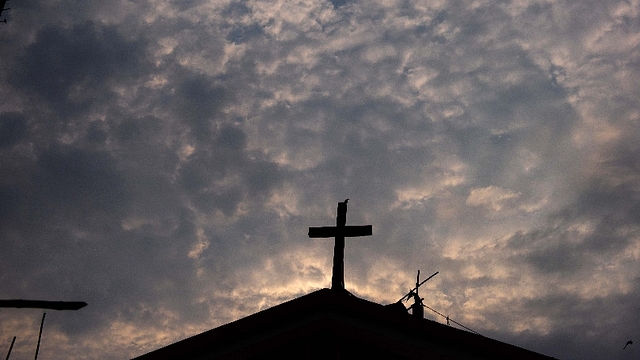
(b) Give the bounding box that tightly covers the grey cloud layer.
[1,1,639,359]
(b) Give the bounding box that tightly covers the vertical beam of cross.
[333,200,347,290]
[308,200,372,291]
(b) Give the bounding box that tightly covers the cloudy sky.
[1,0,639,359]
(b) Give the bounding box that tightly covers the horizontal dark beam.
[0,300,87,310]
[308,225,372,238]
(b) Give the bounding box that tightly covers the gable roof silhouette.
[132,288,557,360]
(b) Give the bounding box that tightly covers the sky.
[1,0,639,359]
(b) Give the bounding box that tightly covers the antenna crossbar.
[398,271,439,303]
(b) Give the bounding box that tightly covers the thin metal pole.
[5,336,16,360]
[34,313,46,360]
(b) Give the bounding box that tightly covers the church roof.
[132,288,557,360]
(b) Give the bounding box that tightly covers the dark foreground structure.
[133,201,557,359]
[132,288,556,360]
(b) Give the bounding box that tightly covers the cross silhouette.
[308,200,372,291]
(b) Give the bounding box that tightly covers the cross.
[308,199,372,291]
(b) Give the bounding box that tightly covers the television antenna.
[1,299,86,359]
[397,270,438,318]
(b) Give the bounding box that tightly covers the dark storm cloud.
[173,75,228,142]
[177,122,283,216]
[328,0,350,9]
[0,185,22,225]
[0,112,27,148]
[13,22,150,115]
[506,134,640,275]
[227,23,264,44]
[481,279,640,360]
[33,146,128,215]
[507,228,587,274]
[0,144,128,240]
[576,148,640,228]
[171,0,208,12]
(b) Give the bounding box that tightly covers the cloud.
[13,22,151,116]
[1,1,639,359]
[0,112,27,148]
[466,185,522,212]
[33,146,128,216]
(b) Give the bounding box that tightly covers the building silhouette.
[132,201,557,360]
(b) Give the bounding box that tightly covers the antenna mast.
[5,336,16,360]
[397,270,438,318]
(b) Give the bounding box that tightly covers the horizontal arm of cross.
[308,225,372,238]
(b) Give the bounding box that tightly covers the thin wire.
[423,304,483,336]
